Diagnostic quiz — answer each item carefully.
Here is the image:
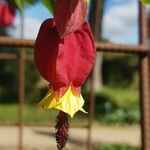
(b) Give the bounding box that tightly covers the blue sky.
[24,2,52,21]
[104,0,132,10]
[13,0,139,44]
[102,0,138,44]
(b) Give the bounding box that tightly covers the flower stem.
[55,111,69,150]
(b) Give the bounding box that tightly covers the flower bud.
[54,0,87,38]
[0,3,15,27]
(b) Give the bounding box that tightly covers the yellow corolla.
[39,86,87,118]
[86,0,90,4]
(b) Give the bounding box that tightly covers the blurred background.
[0,0,149,149]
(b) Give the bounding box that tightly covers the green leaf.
[140,0,150,4]
[25,0,36,4]
[15,0,22,11]
[41,0,54,13]
[12,0,23,12]
[9,0,37,12]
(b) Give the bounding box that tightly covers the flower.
[0,2,15,27]
[34,18,95,117]
[54,0,87,38]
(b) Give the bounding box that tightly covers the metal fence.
[0,1,150,150]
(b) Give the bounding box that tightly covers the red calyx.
[34,19,95,96]
[54,0,87,38]
[0,3,15,27]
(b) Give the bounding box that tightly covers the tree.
[88,0,104,92]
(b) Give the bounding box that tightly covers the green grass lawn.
[0,104,88,126]
[84,86,140,124]
[0,104,18,124]
[100,86,139,108]
[95,143,140,150]
[0,86,139,125]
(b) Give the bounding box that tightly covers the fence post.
[87,0,104,149]
[18,48,25,150]
[139,3,150,150]
[18,0,25,149]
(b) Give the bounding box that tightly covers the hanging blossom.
[34,0,95,118]
[34,18,95,117]
[0,1,15,27]
[34,0,95,149]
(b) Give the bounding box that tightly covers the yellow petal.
[86,0,90,5]
[55,87,86,118]
[39,86,87,118]
[39,88,60,109]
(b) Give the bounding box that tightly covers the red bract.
[0,3,15,27]
[54,0,87,38]
[34,18,95,96]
